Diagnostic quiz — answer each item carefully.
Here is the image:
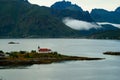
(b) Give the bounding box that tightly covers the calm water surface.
[0,39,120,80]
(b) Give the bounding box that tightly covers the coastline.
[0,51,104,66]
[103,52,120,55]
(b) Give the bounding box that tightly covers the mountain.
[51,1,83,12]
[90,7,120,24]
[51,1,94,22]
[0,0,119,39]
[115,7,120,13]
[90,7,120,39]
[0,0,80,38]
[89,30,120,39]
[51,1,120,33]
[0,0,97,38]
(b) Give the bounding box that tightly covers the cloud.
[63,17,101,30]
[97,22,120,28]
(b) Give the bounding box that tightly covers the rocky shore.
[103,52,120,55]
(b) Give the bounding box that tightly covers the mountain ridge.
[0,0,120,39]
[51,1,83,12]
[51,0,93,22]
[90,7,120,24]
[115,7,120,13]
[0,0,81,38]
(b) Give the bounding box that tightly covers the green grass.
[0,50,104,66]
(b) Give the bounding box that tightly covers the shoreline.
[0,51,104,66]
[103,52,120,55]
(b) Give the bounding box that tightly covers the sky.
[29,0,120,12]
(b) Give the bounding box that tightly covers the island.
[103,52,120,55]
[8,42,19,44]
[0,50,104,66]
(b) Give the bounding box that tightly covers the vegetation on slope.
[89,30,120,39]
[0,0,79,38]
[91,8,120,24]
[0,50,104,66]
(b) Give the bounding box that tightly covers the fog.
[98,22,120,28]
[63,17,101,30]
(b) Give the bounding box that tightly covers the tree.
[0,50,4,54]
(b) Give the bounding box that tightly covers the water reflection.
[0,65,30,69]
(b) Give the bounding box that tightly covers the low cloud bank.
[63,17,101,30]
[98,22,120,28]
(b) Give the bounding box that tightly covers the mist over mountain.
[63,17,101,30]
[51,0,93,22]
[91,7,120,24]
[50,0,103,34]
[0,0,120,39]
[0,0,96,38]
[89,7,120,39]
[0,0,80,38]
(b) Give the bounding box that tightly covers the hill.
[90,8,120,24]
[0,0,120,39]
[89,30,120,39]
[51,1,93,22]
[90,7,120,39]
[0,0,80,38]
[115,7,120,13]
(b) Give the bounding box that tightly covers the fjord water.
[0,39,120,80]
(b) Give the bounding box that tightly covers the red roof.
[39,48,51,52]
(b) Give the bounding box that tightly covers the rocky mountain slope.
[0,0,81,38]
[0,0,120,39]
[91,7,120,24]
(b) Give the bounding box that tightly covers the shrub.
[31,50,37,53]
[20,51,27,54]
[0,50,4,53]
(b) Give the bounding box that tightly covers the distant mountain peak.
[51,0,83,12]
[90,8,120,24]
[115,7,120,13]
[91,8,109,13]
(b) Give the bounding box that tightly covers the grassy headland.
[0,50,104,66]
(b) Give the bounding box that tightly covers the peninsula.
[0,50,104,66]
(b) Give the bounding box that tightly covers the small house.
[38,46,52,53]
